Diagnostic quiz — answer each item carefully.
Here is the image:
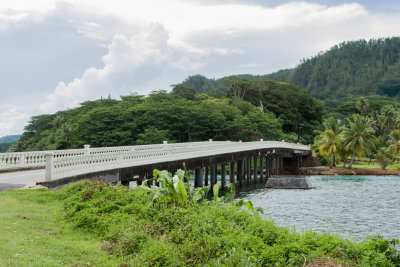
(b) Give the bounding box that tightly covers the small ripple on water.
[237,175,400,240]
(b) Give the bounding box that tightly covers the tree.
[388,129,400,162]
[355,96,369,115]
[136,127,172,145]
[379,105,399,137]
[314,129,339,168]
[342,114,377,169]
[171,85,196,100]
[314,117,342,166]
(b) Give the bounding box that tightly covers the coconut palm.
[355,96,369,115]
[314,129,340,168]
[314,117,342,166]
[388,129,400,162]
[342,114,377,169]
[379,105,398,137]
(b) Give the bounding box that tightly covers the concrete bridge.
[0,140,310,190]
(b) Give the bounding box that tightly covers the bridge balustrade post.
[221,163,226,190]
[84,144,91,155]
[45,153,54,182]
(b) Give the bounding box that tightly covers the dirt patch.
[306,258,351,267]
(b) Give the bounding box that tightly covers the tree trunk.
[330,152,335,168]
[348,150,356,169]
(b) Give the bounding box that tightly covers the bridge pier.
[246,157,251,185]
[211,164,217,187]
[229,162,235,184]
[253,155,258,184]
[260,155,264,182]
[194,168,203,187]
[221,163,226,190]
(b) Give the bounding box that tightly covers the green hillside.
[0,135,20,143]
[267,37,400,104]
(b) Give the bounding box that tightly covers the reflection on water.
[236,175,400,240]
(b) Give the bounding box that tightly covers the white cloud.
[1,0,400,137]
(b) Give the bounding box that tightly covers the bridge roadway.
[0,169,44,192]
[0,140,310,190]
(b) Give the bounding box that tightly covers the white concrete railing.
[45,140,310,181]
[0,140,227,171]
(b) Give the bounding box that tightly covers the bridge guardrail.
[0,140,229,171]
[45,140,310,181]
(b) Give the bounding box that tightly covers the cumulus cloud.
[1,0,400,137]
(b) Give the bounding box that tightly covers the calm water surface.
[237,175,400,240]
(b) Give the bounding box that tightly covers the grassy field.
[0,189,123,267]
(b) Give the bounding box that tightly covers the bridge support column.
[204,166,209,186]
[237,160,243,187]
[276,155,279,176]
[211,164,217,187]
[253,155,258,184]
[121,180,129,187]
[229,162,235,184]
[195,168,203,187]
[221,163,226,191]
[246,157,251,185]
[260,155,264,182]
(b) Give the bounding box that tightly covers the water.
[237,175,400,240]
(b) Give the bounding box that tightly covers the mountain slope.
[267,37,400,102]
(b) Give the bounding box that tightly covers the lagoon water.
[237,175,400,240]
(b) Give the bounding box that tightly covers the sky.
[1,0,400,137]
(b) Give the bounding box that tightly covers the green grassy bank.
[0,189,123,266]
[1,180,399,266]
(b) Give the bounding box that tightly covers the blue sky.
[1,0,400,137]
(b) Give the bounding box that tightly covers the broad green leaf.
[244,200,255,213]
[213,183,219,201]
[176,180,187,205]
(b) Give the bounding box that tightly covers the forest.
[12,78,322,152]
[267,37,400,105]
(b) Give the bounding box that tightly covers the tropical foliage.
[58,179,400,266]
[267,37,400,102]
[14,78,323,151]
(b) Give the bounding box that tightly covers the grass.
[0,189,123,267]
[1,180,399,266]
[349,161,381,169]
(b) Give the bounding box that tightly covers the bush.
[58,179,400,266]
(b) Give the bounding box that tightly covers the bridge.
[0,140,310,190]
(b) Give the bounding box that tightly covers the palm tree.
[314,129,339,168]
[314,117,342,166]
[379,105,398,137]
[355,96,369,115]
[388,129,400,162]
[342,114,377,169]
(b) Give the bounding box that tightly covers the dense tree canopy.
[267,37,400,103]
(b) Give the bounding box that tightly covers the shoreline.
[300,166,400,176]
